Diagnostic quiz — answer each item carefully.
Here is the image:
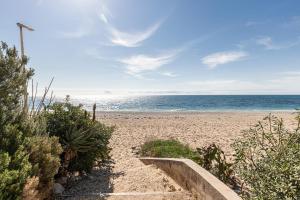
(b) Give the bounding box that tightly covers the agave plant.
[45,99,113,173]
[62,125,97,164]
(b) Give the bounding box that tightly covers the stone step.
[61,191,194,200]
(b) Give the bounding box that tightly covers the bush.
[140,139,236,188]
[139,139,200,162]
[196,144,236,188]
[0,146,32,200]
[0,42,33,200]
[0,41,62,200]
[233,114,300,199]
[45,97,114,173]
[24,136,62,199]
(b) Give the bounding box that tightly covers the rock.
[73,171,80,177]
[53,183,65,195]
[82,170,87,176]
[56,176,68,185]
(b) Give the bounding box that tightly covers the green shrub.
[45,97,114,172]
[139,139,200,162]
[25,136,62,199]
[197,144,236,187]
[140,139,236,188]
[233,114,300,199]
[0,41,62,200]
[0,146,32,200]
[0,42,33,200]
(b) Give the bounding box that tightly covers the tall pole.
[16,23,34,114]
[19,25,24,57]
[17,23,34,57]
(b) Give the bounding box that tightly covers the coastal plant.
[233,113,300,199]
[24,136,62,199]
[0,41,34,200]
[0,41,62,200]
[140,139,239,190]
[139,139,201,162]
[45,97,114,173]
[196,144,237,188]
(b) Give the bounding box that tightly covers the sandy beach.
[91,111,297,193]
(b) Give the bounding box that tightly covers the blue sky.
[1,0,300,97]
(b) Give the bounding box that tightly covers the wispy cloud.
[119,49,179,77]
[160,72,178,77]
[186,77,300,94]
[35,0,44,6]
[58,17,94,39]
[59,27,91,39]
[281,71,300,76]
[186,80,263,94]
[245,20,269,27]
[256,36,300,50]
[99,13,108,24]
[85,48,108,60]
[107,20,162,47]
[201,51,248,69]
[282,16,300,29]
[98,6,163,48]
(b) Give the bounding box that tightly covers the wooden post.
[19,26,24,57]
[16,23,34,114]
[92,103,96,122]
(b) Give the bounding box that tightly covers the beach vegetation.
[0,42,62,199]
[140,113,300,199]
[196,144,237,188]
[45,97,114,173]
[139,139,236,187]
[233,113,300,199]
[0,41,113,199]
[139,139,200,162]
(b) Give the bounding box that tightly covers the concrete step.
[62,191,194,200]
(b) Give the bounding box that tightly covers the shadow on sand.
[60,159,124,199]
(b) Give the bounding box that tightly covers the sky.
[1,0,300,97]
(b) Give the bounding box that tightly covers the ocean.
[66,95,300,112]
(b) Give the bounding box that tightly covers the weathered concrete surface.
[140,158,242,200]
[63,191,194,200]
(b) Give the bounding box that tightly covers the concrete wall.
[140,158,242,200]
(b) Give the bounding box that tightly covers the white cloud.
[119,50,179,76]
[99,13,108,24]
[186,80,265,94]
[282,16,300,29]
[281,71,300,76]
[59,27,91,39]
[201,51,248,69]
[160,72,178,77]
[185,71,300,94]
[106,21,162,47]
[35,0,44,6]
[256,37,278,50]
[58,16,94,39]
[256,36,300,50]
[85,48,108,60]
[245,20,270,27]
[97,4,163,48]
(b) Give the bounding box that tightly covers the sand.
[94,111,297,193]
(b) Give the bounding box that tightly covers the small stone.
[82,170,87,176]
[168,184,176,192]
[56,176,68,185]
[53,183,65,194]
[73,171,80,177]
